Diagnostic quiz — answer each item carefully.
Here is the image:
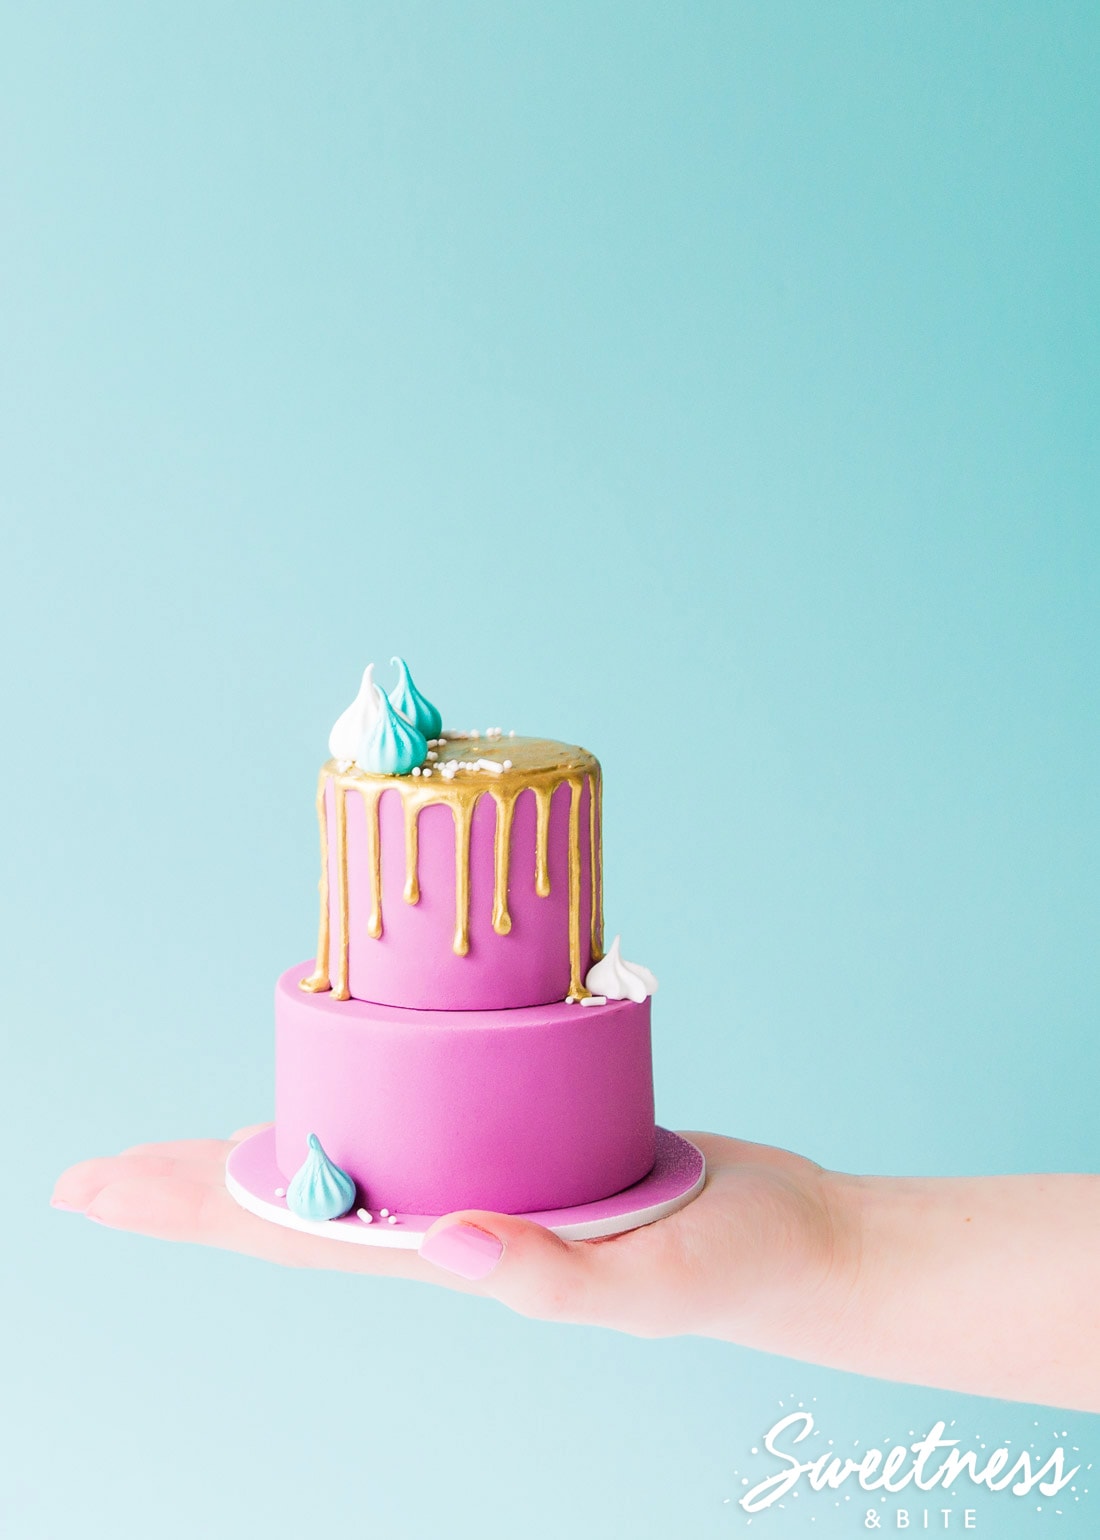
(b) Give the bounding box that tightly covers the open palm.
[53,1128,851,1353]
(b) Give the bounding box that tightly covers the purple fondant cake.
[254,660,663,1222]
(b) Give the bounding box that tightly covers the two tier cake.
[226,660,705,1244]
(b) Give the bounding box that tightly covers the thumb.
[418,1210,600,1324]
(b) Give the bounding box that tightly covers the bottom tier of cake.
[275,962,657,1215]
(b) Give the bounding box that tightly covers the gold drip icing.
[533,784,552,897]
[332,781,350,1000]
[451,796,476,956]
[403,801,421,905]
[567,777,583,996]
[589,764,604,961]
[299,770,332,992]
[491,790,517,935]
[300,737,600,1000]
[357,785,383,939]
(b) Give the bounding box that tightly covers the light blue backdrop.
[2,4,1096,1537]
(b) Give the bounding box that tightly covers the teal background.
[2,3,1097,1536]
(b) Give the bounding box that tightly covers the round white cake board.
[225,1125,706,1248]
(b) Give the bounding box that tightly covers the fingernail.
[419,1223,503,1281]
[86,1212,111,1227]
[50,1197,77,1213]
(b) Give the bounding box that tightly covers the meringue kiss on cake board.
[225,658,705,1247]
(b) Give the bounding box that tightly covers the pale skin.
[52,1131,1100,1414]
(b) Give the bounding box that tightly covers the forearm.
[816,1170,1100,1412]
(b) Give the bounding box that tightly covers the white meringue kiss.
[328,664,380,761]
[584,934,658,1003]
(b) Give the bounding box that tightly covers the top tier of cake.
[301,732,604,1011]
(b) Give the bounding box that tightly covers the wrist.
[711,1159,871,1363]
[798,1165,877,1359]
[812,1169,958,1386]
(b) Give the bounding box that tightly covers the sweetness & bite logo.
[725,1400,1092,1529]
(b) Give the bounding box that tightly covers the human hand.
[51,1127,853,1355]
[51,1133,1100,1409]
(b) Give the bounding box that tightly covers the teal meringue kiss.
[359,685,429,775]
[285,1133,357,1221]
[388,656,443,741]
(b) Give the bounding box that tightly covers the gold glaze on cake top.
[301,734,604,1002]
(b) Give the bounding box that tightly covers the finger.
[53,1148,230,1211]
[120,1140,234,1164]
[85,1173,323,1265]
[228,1122,272,1143]
[417,1210,611,1325]
[75,1166,485,1288]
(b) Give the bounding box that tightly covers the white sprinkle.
[471,730,480,738]
[477,758,504,774]
[565,995,577,1004]
[274,1187,285,1198]
[357,1208,373,1223]
[423,768,432,777]
[379,1208,389,1218]
[580,995,608,1007]
[387,1214,398,1225]
[503,760,512,769]
[426,750,438,760]
[508,730,515,737]
[411,766,421,777]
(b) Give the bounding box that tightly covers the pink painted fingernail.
[50,1197,77,1213]
[418,1223,503,1280]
